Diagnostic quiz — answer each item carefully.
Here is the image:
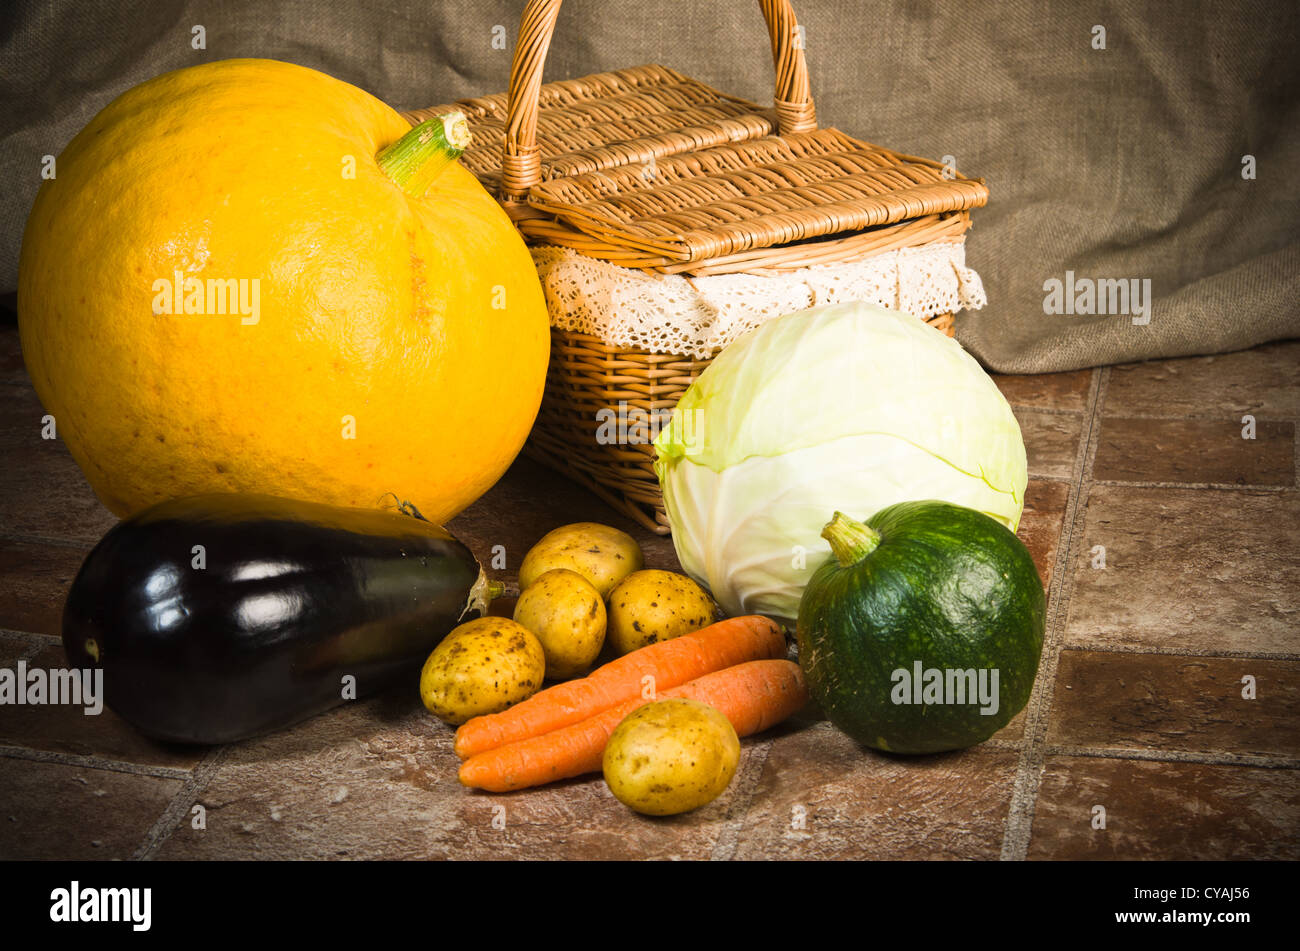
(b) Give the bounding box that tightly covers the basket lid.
[409,66,987,274]
[412,64,777,193]
[521,127,988,269]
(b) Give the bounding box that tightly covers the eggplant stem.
[396,499,427,521]
[461,568,499,621]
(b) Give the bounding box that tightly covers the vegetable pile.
[453,613,787,759]
[420,523,808,814]
[36,59,1048,832]
[458,657,804,795]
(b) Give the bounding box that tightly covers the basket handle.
[501,0,818,202]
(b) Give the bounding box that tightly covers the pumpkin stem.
[377,112,471,198]
[822,511,881,567]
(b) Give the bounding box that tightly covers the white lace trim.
[530,240,987,359]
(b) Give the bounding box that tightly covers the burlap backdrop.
[2,0,1297,371]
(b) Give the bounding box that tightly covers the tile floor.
[0,322,1296,860]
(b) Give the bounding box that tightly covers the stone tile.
[0,640,203,770]
[0,446,117,544]
[993,369,1092,413]
[1105,340,1300,420]
[1014,408,1082,481]
[1002,705,1029,741]
[157,697,463,860]
[0,323,27,386]
[447,746,756,861]
[0,381,46,449]
[0,381,117,542]
[1065,486,1299,654]
[1027,755,1300,859]
[0,536,87,637]
[730,719,1020,859]
[0,383,119,543]
[1093,416,1293,486]
[0,629,43,667]
[1017,478,1070,591]
[0,758,181,860]
[1048,650,1300,757]
[157,691,732,860]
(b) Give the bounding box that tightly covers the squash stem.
[377,112,471,198]
[822,511,881,567]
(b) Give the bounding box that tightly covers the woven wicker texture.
[522,130,987,272]
[407,64,775,196]
[406,0,984,533]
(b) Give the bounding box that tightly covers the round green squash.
[795,501,1046,754]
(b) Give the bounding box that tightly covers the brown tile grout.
[999,366,1108,861]
[712,730,1028,860]
[0,628,58,655]
[1055,643,1300,661]
[1091,479,1293,491]
[1042,744,1300,770]
[0,531,96,552]
[133,747,228,861]
[1025,473,1074,485]
[0,626,62,644]
[1006,405,1088,418]
[0,744,193,781]
[709,737,775,860]
[1096,410,1300,423]
[976,738,1025,753]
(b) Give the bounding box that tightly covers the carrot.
[458,658,807,792]
[453,614,785,760]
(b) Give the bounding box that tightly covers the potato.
[606,569,715,655]
[513,569,607,680]
[518,522,643,598]
[419,617,545,725]
[602,699,740,816]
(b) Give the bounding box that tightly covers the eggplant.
[62,493,493,744]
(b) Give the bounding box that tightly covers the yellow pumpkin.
[18,58,549,523]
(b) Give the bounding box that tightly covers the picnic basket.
[406,0,990,533]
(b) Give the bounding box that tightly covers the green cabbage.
[653,301,1027,626]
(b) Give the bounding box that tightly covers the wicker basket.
[407,0,988,533]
